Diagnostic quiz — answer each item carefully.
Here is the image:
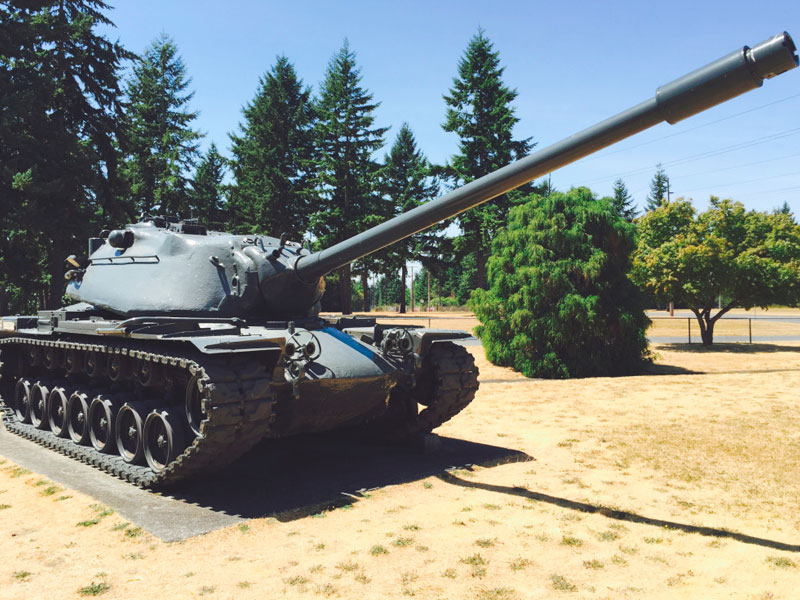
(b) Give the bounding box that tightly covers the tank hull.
[0,312,478,487]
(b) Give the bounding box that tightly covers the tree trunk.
[360,269,369,312]
[693,301,737,347]
[701,318,714,346]
[399,264,407,314]
[47,246,63,310]
[340,263,352,314]
[691,312,714,346]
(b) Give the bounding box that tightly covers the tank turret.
[1,32,796,488]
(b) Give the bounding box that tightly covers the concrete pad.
[1,422,530,542]
[0,422,241,541]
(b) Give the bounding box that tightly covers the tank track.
[383,341,479,439]
[0,336,275,488]
[410,342,479,434]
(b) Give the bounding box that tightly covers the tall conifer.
[380,124,441,312]
[189,143,228,226]
[229,56,317,238]
[313,41,388,313]
[121,34,201,217]
[442,30,532,290]
[611,178,637,221]
[645,164,670,211]
[0,0,132,311]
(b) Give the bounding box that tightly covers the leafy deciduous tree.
[632,197,800,345]
[471,187,651,378]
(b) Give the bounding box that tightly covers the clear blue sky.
[100,0,800,214]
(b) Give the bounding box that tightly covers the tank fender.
[406,329,473,358]
[342,325,472,357]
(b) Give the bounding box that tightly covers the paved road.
[650,335,800,344]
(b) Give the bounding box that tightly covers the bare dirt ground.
[2,314,800,599]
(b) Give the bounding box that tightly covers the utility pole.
[410,265,414,312]
[427,270,431,312]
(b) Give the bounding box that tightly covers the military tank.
[1,33,796,488]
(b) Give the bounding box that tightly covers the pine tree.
[121,34,202,217]
[189,143,228,226]
[229,56,317,238]
[380,124,441,312]
[375,274,404,306]
[0,0,132,311]
[442,30,533,290]
[313,41,389,314]
[775,201,793,217]
[611,178,637,221]
[645,164,670,211]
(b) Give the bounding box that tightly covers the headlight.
[1,319,16,332]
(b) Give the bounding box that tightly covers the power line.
[581,92,800,161]
[580,127,800,186]
[679,171,799,195]
[676,150,800,180]
[735,185,800,198]
[625,151,800,199]
[665,128,800,168]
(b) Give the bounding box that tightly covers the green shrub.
[471,188,650,378]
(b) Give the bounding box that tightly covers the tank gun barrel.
[295,32,797,281]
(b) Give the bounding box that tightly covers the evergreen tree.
[0,0,132,311]
[471,188,651,378]
[645,164,670,211]
[313,41,389,314]
[413,266,433,309]
[380,124,441,312]
[775,201,793,217]
[611,178,637,221]
[189,143,228,226]
[442,30,533,290]
[229,56,317,238]
[375,274,404,306]
[121,34,201,217]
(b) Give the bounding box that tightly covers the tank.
[1,33,796,487]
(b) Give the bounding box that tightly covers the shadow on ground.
[438,471,800,552]
[643,363,698,376]
[479,362,699,383]
[165,433,532,521]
